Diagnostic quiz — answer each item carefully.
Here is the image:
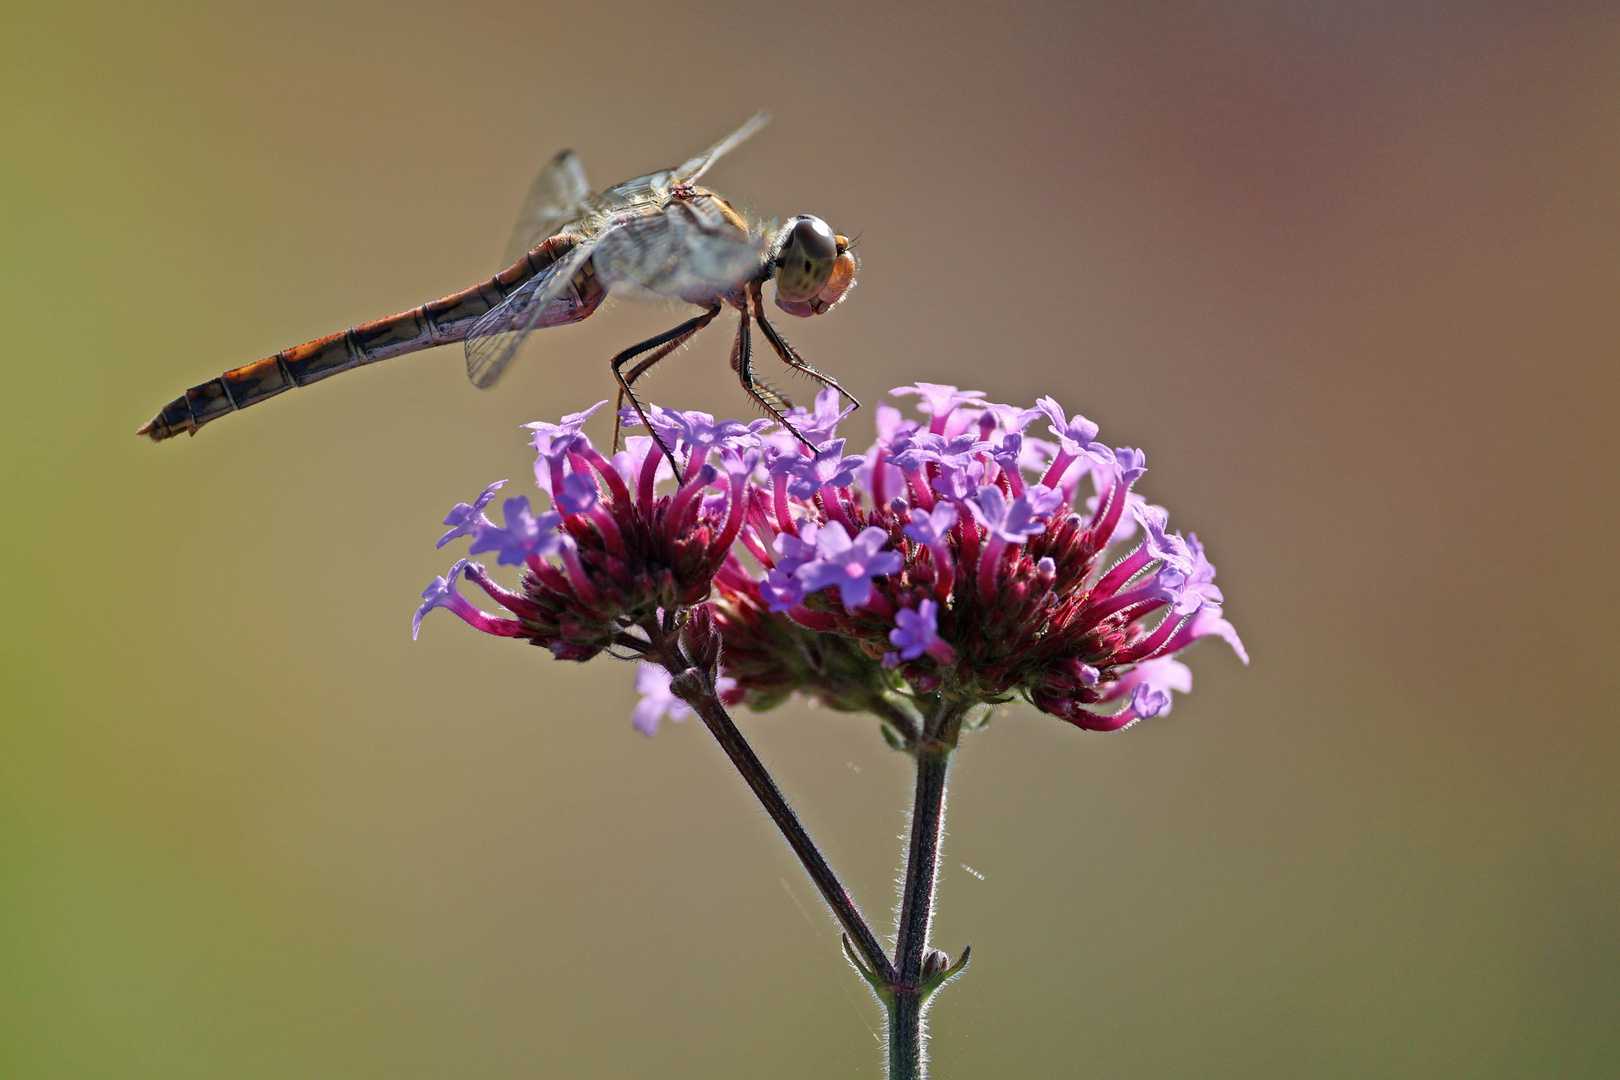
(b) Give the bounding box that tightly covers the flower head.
[417,407,754,661]
[417,386,1244,732]
[709,384,1245,729]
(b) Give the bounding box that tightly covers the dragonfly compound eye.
[773,216,839,303]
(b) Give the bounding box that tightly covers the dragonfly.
[138,112,859,460]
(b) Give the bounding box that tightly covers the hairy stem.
[888,697,968,1080]
[655,638,897,985]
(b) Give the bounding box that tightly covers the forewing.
[674,110,769,183]
[464,241,597,389]
[590,200,764,304]
[501,149,595,266]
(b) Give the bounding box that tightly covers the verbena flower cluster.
[415,384,1246,733]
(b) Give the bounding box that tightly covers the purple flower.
[1149,534,1223,618]
[525,400,608,454]
[1129,683,1173,720]
[1115,656,1193,700]
[889,432,991,472]
[1036,397,1116,486]
[886,599,956,665]
[468,496,564,566]
[929,461,983,501]
[760,522,821,611]
[627,405,771,452]
[631,662,693,736]
[421,390,1242,734]
[412,559,525,640]
[555,472,599,515]
[904,502,959,546]
[872,402,918,447]
[773,521,822,572]
[982,402,1044,434]
[1131,502,1192,572]
[1035,397,1104,457]
[632,662,738,736]
[892,382,987,419]
[990,433,1024,473]
[1181,534,1223,605]
[794,522,904,610]
[789,387,858,447]
[437,480,507,549]
[1179,606,1249,666]
[773,439,866,498]
[413,559,470,639]
[970,484,1065,543]
[759,567,805,612]
[1112,447,1148,485]
[1085,656,1194,729]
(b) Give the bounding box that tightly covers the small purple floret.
[469,496,564,566]
[631,662,693,736]
[971,484,1063,543]
[904,503,959,546]
[893,383,987,418]
[629,405,771,452]
[1036,396,1102,454]
[790,388,858,447]
[525,400,608,451]
[1130,682,1173,720]
[888,598,954,664]
[556,473,599,515]
[437,480,507,549]
[412,558,471,639]
[1112,447,1148,485]
[1132,503,1192,572]
[795,522,903,610]
[774,439,866,498]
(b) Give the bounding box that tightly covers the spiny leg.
[609,305,722,465]
[732,306,819,452]
[749,282,862,409]
[612,336,687,451]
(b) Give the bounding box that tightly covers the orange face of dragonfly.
[139,111,859,456]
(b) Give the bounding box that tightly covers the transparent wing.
[501,149,595,266]
[588,111,770,211]
[673,110,770,183]
[590,199,765,304]
[464,240,597,389]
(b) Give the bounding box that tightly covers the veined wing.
[464,240,597,389]
[467,114,769,387]
[592,111,771,210]
[590,197,765,305]
[501,148,598,267]
[675,110,770,184]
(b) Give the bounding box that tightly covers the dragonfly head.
[770,215,857,318]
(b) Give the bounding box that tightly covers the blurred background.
[3,2,1616,1076]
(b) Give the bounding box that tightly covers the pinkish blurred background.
[2,2,1615,1076]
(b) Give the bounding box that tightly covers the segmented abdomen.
[139,235,589,441]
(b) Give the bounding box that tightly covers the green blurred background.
[3,2,1616,1076]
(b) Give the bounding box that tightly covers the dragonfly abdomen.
[139,236,586,442]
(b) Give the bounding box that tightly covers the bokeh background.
[3,2,1617,1076]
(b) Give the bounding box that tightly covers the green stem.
[887,698,968,1080]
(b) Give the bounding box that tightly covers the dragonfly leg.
[732,308,818,452]
[749,283,862,409]
[610,304,723,464]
